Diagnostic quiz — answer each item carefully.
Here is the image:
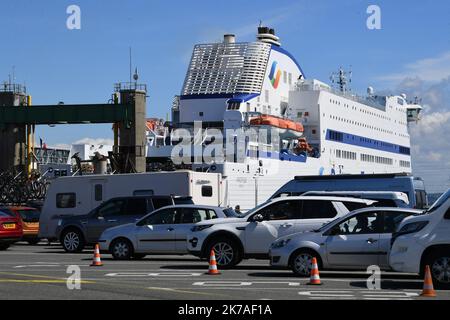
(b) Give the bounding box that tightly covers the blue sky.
[1,0,449,192]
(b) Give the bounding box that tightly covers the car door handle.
[167,227,174,231]
[107,219,118,223]
[367,238,378,244]
[281,223,293,227]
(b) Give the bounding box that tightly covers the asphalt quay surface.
[0,243,449,300]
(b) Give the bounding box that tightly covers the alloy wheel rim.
[432,257,450,284]
[64,232,80,251]
[213,242,234,266]
[114,242,129,258]
[293,253,313,276]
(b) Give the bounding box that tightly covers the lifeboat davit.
[249,115,304,138]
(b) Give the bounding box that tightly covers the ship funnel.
[257,26,281,46]
[223,34,236,44]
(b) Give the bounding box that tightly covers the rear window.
[342,201,372,212]
[56,193,76,208]
[301,200,337,219]
[0,211,12,218]
[18,209,40,222]
[124,198,148,216]
[0,208,14,217]
[152,198,173,210]
[373,199,397,207]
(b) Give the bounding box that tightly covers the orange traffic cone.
[206,249,220,275]
[420,265,436,297]
[308,257,322,285]
[90,244,103,267]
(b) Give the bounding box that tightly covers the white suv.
[187,196,376,268]
[390,188,450,289]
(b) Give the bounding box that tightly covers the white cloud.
[378,51,450,83]
[73,137,114,146]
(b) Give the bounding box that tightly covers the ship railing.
[294,83,385,110]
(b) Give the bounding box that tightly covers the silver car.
[269,207,421,276]
[98,205,236,259]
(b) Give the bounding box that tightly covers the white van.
[38,171,223,241]
[390,189,450,289]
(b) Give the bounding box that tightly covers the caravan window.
[94,184,103,202]
[56,193,76,208]
[133,190,154,196]
[202,186,213,197]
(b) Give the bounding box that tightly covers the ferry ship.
[146,26,422,210]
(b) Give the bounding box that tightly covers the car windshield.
[313,216,341,232]
[240,201,270,218]
[223,208,240,218]
[422,189,450,215]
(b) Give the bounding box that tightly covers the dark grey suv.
[57,196,184,253]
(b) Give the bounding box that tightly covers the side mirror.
[326,226,340,236]
[444,208,450,220]
[253,214,264,223]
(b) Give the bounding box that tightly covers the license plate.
[3,223,16,229]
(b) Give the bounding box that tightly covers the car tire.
[0,243,10,251]
[132,253,146,260]
[207,237,242,269]
[290,249,321,277]
[425,249,450,290]
[61,229,85,253]
[27,239,40,245]
[111,238,134,260]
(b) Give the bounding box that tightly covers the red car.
[0,207,23,250]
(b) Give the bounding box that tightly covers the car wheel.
[426,250,450,290]
[27,239,40,245]
[61,229,85,253]
[111,238,133,260]
[0,243,10,251]
[132,253,146,260]
[208,237,242,269]
[290,250,318,277]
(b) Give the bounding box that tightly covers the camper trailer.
[38,171,223,241]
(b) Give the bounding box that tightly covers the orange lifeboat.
[250,115,303,138]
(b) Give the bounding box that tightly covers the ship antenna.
[330,66,352,94]
[129,47,132,84]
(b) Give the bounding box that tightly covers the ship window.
[283,71,287,84]
[288,73,292,85]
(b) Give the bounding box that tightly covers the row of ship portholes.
[333,149,410,168]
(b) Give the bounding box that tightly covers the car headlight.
[271,239,291,249]
[391,221,428,246]
[191,224,213,232]
[397,221,428,235]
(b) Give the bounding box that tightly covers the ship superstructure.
[146,26,422,209]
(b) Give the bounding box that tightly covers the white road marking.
[192,281,301,287]
[105,272,202,277]
[193,281,253,287]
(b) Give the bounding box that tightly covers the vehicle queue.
[1,176,449,291]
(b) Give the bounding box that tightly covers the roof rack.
[294,173,411,181]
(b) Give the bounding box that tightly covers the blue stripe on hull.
[326,129,411,155]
